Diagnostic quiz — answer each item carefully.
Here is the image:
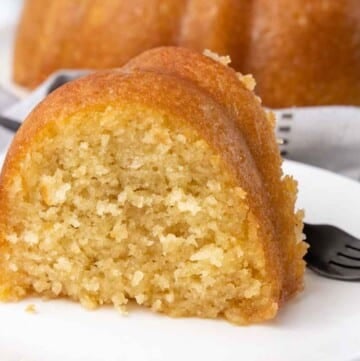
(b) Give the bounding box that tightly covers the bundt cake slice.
[0,47,306,325]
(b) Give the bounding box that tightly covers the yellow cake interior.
[0,105,275,323]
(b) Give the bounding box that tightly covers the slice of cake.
[0,47,306,325]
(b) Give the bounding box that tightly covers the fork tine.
[339,248,360,260]
[328,261,360,280]
[346,243,360,252]
[330,255,360,269]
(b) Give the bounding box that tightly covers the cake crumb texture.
[1,110,271,322]
[0,47,306,324]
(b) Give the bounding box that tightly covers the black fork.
[0,115,20,131]
[304,223,360,281]
[0,71,88,132]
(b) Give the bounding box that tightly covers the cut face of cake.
[0,47,306,325]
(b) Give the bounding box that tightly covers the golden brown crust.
[2,47,304,316]
[14,0,360,107]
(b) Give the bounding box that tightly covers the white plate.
[0,147,360,361]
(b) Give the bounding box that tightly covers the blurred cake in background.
[13,0,360,107]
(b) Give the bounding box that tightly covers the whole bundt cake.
[14,0,360,107]
[1,47,306,325]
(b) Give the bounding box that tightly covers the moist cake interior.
[1,105,271,322]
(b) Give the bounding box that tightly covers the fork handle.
[0,115,21,132]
